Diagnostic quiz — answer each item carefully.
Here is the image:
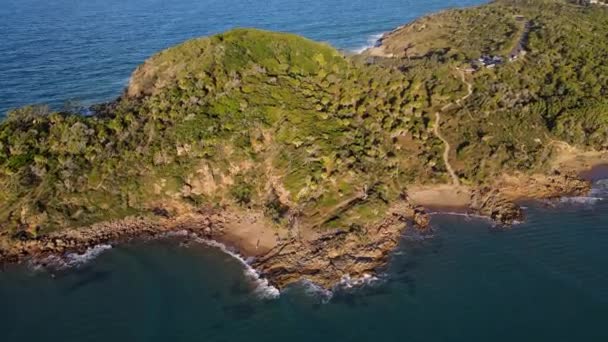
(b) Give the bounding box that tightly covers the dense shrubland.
[373,0,608,182]
[1,0,606,237]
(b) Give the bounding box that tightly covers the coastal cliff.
[1,0,607,289]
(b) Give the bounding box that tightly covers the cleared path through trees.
[433,70,473,186]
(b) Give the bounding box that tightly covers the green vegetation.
[427,0,608,181]
[1,1,607,239]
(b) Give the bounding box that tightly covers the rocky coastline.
[0,163,602,290]
[2,1,608,292]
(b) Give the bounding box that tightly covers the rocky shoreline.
[0,164,603,290]
[0,209,228,267]
[0,199,431,290]
[253,201,430,289]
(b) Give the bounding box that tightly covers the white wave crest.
[352,33,384,53]
[429,211,488,219]
[163,229,191,237]
[293,279,334,303]
[193,238,280,300]
[334,273,383,291]
[35,244,113,270]
[559,196,603,205]
[591,179,608,197]
[64,244,112,267]
[595,179,608,186]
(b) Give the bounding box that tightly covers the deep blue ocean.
[0,0,486,116]
[2,0,608,341]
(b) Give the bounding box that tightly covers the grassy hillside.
[369,0,608,182]
[0,29,448,237]
[1,0,607,239]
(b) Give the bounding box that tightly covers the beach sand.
[407,184,472,211]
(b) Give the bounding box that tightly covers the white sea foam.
[595,179,608,187]
[34,244,113,270]
[428,211,488,220]
[296,279,334,303]
[557,179,608,204]
[352,33,384,53]
[64,244,113,267]
[193,237,280,300]
[559,196,603,205]
[334,273,383,291]
[591,179,608,197]
[161,229,191,238]
[290,274,383,303]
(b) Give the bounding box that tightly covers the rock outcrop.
[469,188,524,225]
[0,211,223,265]
[253,202,429,289]
[469,170,592,225]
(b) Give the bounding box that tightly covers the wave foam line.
[35,244,113,270]
[559,196,603,205]
[335,273,382,291]
[429,211,491,221]
[193,237,280,300]
[297,279,334,303]
[352,33,384,53]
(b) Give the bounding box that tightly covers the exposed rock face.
[469,171,592,225]
[253,202,429,289]
[1,201,429,290]
[469,188,524,225]
[0,169,595,290]
[0,212,223,265]
[499,170,592,200]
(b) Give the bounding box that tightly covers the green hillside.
[0,0,607,241]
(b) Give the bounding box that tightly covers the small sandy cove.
[407,184,472,211]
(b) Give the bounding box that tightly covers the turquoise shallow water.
[1,179,608,342]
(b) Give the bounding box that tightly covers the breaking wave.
[352,33,384,53]
[288,273,385,304]
[591,179,608,197]
[64,244,113,267]
[559,196,603,205]
[192,237,280,300]
[428,211,498,226]
[294,279,334,303]
[34,244,113,270]
[29,230,279,300]
[334,273,384,291]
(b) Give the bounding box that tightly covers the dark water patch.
[222,302,257,320]
[63,269,113,294]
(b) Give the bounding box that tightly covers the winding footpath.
[433,70,473,186]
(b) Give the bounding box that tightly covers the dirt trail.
[433,70,473,186]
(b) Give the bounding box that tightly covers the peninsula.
[0,0,606,289]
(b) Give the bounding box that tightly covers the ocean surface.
[2,0,608,341]
[0,0,487,115]
[1,179,608,342]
